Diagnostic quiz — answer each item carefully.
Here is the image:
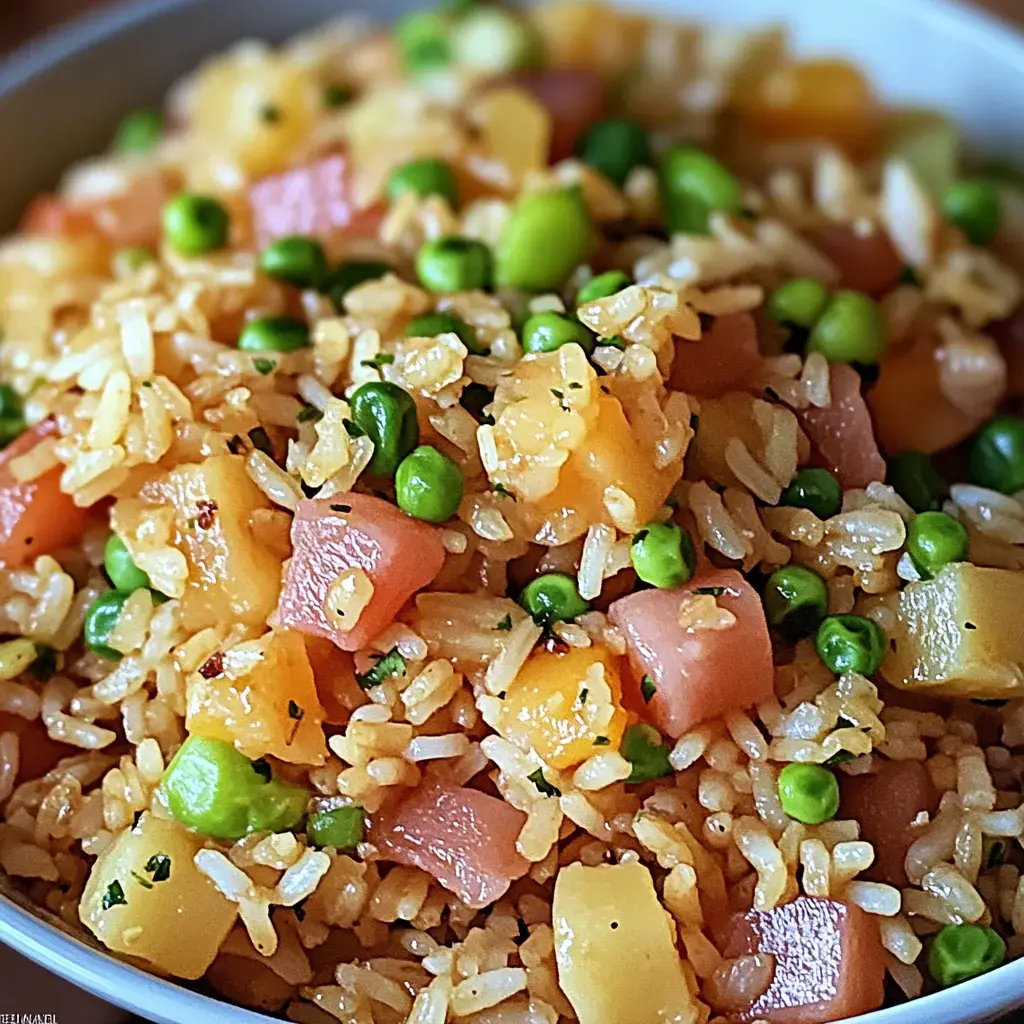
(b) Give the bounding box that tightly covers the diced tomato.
[507,69,607,162]
[839,759,937,886]
[987,309,1024,399]
[304,636,368,726]
[0,422,91,568]
[370,783,530,908]
[19,173,169,248]
[0,713,74,784]
[716,896,886,1023]
[867,332,990,455]
[273,494,446,652]
[805,225,903,296]
[248,153,384,248]
[670,312,762,398]
[798,364,885,488]
[608,568,774,739]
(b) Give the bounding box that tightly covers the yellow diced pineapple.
[501,645,626,769]
[187,630,327,765]
[882,563,1024,698]
[470,87,551,189]
[553,860,702,1024]
[80,813,237,979]
[140,455,283,633]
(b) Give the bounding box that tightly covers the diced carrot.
[370,783,530,908]
[304,636,367,726]
[805,225,903,296]
[273,494,447,652]
[0,422,91,568]
[19,173,170,248]
[0,712,74,784]
[608,567,774,739]
[670,312,762,398]
[986,309,1024,398]
[867,331,990,455]
[839,759,937,886]
[507,69,607,162]
[799,364,885,487]
[716,896,886,1023]
[248,153,384,248]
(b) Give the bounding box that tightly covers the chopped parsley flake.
[593,736,610,746]
[130,870,153,890]
[527,768,561,797]
[297,405,323,424]
[694,586,725,597]
[361,353,395,369]
[496,614,513,631]
[102,879,127,910]
[248,426,273,457]
[253,358,276,375]
[577,687,589,706]
[493,483,516,500]
[355,648,407,690]
[640,675,657,703]
[324,85,353,109]
[824,750,856,766]
[144,854,172,882]
[259,103,282,124]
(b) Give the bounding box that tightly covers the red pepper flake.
[199,652,224,679]
[195,500,218,530]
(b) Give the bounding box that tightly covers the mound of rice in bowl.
[3,2,1024,1021]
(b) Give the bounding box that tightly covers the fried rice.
[2,2,1024,1022]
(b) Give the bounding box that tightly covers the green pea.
[113,109,163,154]
[807,290,886,365]
[307,806,365,849]
[906,511,969,578]
[779,468,842,520]
[659,147,742,235]
[576,118,651,188]
[450,6,539,73]
[387,158,458,207]
[630,523,696,590]
[103,534,150,592]
[763,565,828,640]
[967,415,1024,494]
[395,11,451,74]
[160,735,308,841]
[942,179,1001,245]
[928,924,1006,988]
[237,316,309,354]
[0,386,26,449]
[886,450,947,513]
[815,614,886,676]
[350,382,419,479]
[577,270,630,306]
[621,724,673,784]
[519,572,589,627]
[162,194,230,256]
[495,187,592,292]
[84,590,132,661]
[416,236,493,293]
[114,246,156,275]
[322,260,390,311]
[521,311,594,355]
[407,311,485,355]
[767,278,830,330]
[777,763,840,825]
[260,236,327,289]
[395,445,464,523]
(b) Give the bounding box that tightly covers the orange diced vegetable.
[304,636,367,726]
[273,493,446,652]
[670,312,762,399]
[140,455,282,633]
[799,364,885,487]
[805,225,903,296]
[501,645,627,769]
[0,712,74,783]
[186,629,327,765]
[370,783,530,908]
[716,896,886,1023]
[609,567,774,739]
[0,421,92,568]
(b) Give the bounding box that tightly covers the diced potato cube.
[553,860,701,1024]
[501,645,627,769]
[140,456,283,633]
[80,813,237,979]
[882,563,1024,698]
[187,630,327,765]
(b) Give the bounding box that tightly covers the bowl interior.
[3,0,1024,1021]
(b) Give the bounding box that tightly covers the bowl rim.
[3,0,1024,1022]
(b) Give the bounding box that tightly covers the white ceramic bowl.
[2,0,1024,1020]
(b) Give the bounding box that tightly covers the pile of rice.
[2,3,1024,1023]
